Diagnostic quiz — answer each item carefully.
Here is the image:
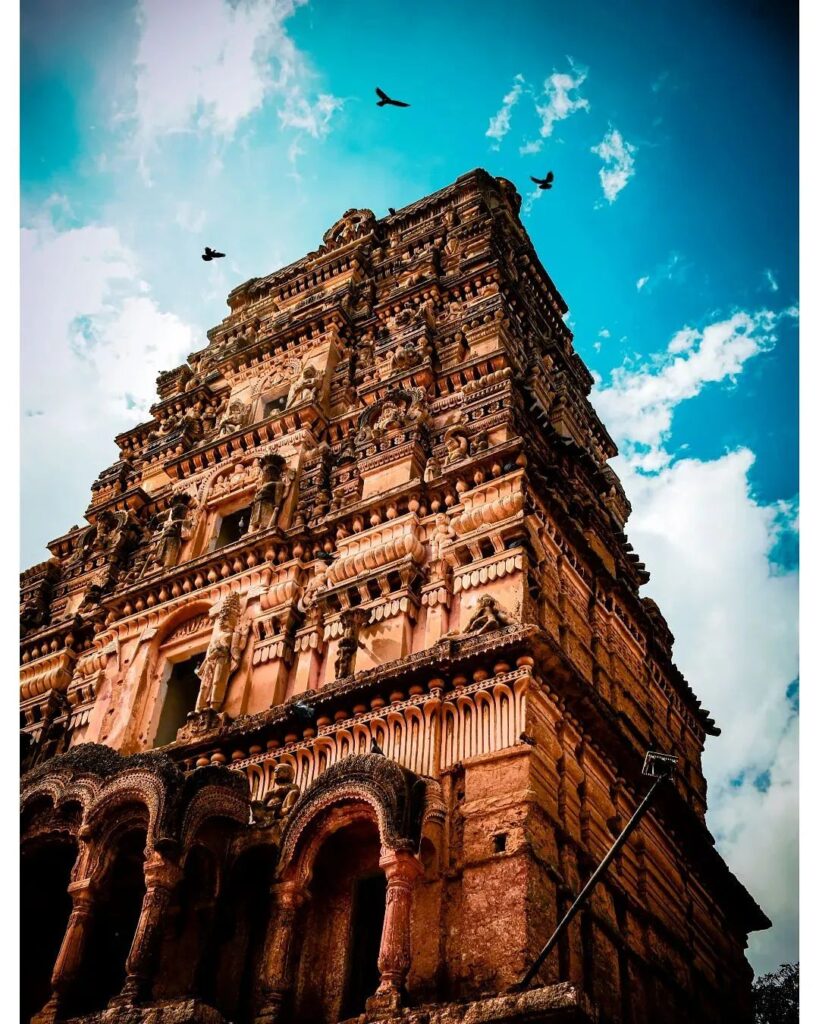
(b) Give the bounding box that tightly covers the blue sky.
[21,0,798,974]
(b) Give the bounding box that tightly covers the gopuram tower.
[20,170,768,1024]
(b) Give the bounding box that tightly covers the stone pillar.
[255,880,309,1024]
[366,848,424,1016]
[110,849,182,1006]
[32,878,96,1024]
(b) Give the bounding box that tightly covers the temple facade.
[20,169,768,1024]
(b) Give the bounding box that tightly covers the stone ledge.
[352,982,598,1024]
[62,999,228,1024]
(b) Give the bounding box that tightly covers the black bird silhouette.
[201,246,226,261]
[291,700,315,722]
[376,87,410,108]
[370,738,385,755]
[388,207,396,216]
[530,171,554,191]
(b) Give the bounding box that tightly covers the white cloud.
[535,59,590,139]
[636,251,689,294]
[592,308,796,467]
[174,201,207,233]
[132,0,341,171]
[591,126,637,204]
[617,451,798,972]
[764,268,780,293]
[486,74,525,149]
[593,305,799,972]
[21,207,199,563]
[519,139,543,156]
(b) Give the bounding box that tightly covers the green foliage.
[753,962,798,1024]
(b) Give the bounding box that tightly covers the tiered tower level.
[20,170,768,1024]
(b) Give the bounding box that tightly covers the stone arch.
[277,753,426,884]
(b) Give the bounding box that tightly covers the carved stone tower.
[20,170,768,1024]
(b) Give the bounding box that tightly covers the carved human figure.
[462,595,511,634]
[194,594,249,712]
[218,397,250,436]
[286,363,320,408]
[248,453,288,533]
[334,608,367,679]
[155,494,193,568]
[423,455,442,483]
[443,416,470,464]
[297,562,329,627]
[252,763,301,827]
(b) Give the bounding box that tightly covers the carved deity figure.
[248,454,289,533]
[461,595,511,635]
[218,398,250,437]
[443,415,470,464]
[334,608,367,679]
[252,763,300,828]
[286,363,320,408]
[155,494,193,568]
[194,594,250,712]
[83,509,142,586]
[423,455,442,482]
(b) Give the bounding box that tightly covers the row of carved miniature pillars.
[182,654,535,770]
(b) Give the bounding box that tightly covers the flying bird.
[530,172,554,191]
[376,87,410,108]
[291,700,315,722]
[370,738,385,756]
[201,246,226,261]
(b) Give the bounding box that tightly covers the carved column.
[255,880,309,1024]
[110,848,182,1006]
[32,877,96,1024]
[366,848,424,1015]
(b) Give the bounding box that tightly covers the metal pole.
[513,773,669,992]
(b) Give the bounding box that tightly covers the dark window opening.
[154,654,204,747]
[215,507,251,549]
[341,873,387,1020]
[66,830,146,1017]
[493,832,508,854]
[262,394,287,419]
[21,841,77,1024]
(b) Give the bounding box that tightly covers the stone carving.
[248,454,289,533]
[251,763,300,828]
[286,363,320,408]
[154,494,193,568]
[356,387,429,448]
[194,595,250,713]
[423,455,442,482]
[443,413,471,464]
[321,208,377,252]
[458,595,512,635]
[218,397,251,437]
[334,608,368,679]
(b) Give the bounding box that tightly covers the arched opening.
[201,845,277,1023]
[20,836,77,1024]
[291,817,386,1024]
[154,843,218,1002]
[65,827,147,1017]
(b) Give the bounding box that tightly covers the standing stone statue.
[248,453,289,533]
[194,594,250,712]
[155,494,193,568]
